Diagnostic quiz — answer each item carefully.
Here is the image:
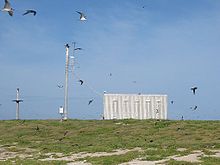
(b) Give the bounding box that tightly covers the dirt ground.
[0,146,220,165]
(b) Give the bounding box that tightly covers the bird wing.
[4,0,11,10]
[76,11,86,19]
[193,89,196,94]
[8,10,13,16]
[88,100,93,105]
[75,48,82,50]
[29,10,37,15]
[33,10,37,15]
[23,10,37,16]
[76,11,82,15]
[23,11,29,15]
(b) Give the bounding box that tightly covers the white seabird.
[2,0,14,16]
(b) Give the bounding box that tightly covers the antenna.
[12,88,23,120]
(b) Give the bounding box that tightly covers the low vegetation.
[0,119,219,164]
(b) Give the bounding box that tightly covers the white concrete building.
[103,94,167,120]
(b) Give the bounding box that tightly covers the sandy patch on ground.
[120,159,170,165]
[203,150,220,158]
[171,150,203,163]
[176,148,187,152]
[40,147,142,161]
[67,161,92,165]
[120,149,220,165]
[0,147,34,161]
[0,148,18,160]
[1,146,220,165]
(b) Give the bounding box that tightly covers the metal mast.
[63,42,81,120]
[12,88,23,120]
[64,44,70,120]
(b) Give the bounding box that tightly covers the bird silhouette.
[74,47,83,51]
[23,9,37,16]
[181,116,184,120]
[88,99,94,105]
[57,85,63,88]
[193,105,198,110]
[2,0,14,16]
[64,131,68,136]
[36,125,39,131]
[78,79,84,85]
[190,105,198,110]
[171,100,174,104]
[76,11,87,21]
[58,137,64,141]
[191,86,198,95]
[65,44,70,48]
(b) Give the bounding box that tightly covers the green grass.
[0,158,69,165]
[83,151,140,165]
[201,156,220,165]
[0,119,220,164]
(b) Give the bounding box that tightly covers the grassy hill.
[0,119,220,164]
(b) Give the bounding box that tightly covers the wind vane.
[12,88,23,120]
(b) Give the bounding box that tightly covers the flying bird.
[74,47,83,51]
[190,105,198,110]
[171,100,174,104]
[88,99,94,105]
[193,105,198,110]
[2,0,14,16]
[76,11,87,21]
[65,44,70,48]
[191,86,198,95]
[57,85,63,88]
[23,9,37,16]
[78,79,84,85]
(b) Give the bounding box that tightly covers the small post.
[12,88,23,120]
[59,106,64,121]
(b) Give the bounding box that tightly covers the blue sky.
[0,0,220,120]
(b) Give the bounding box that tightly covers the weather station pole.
[63,43,81,120]
[12,88,23,120]
[64,44,70,120]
